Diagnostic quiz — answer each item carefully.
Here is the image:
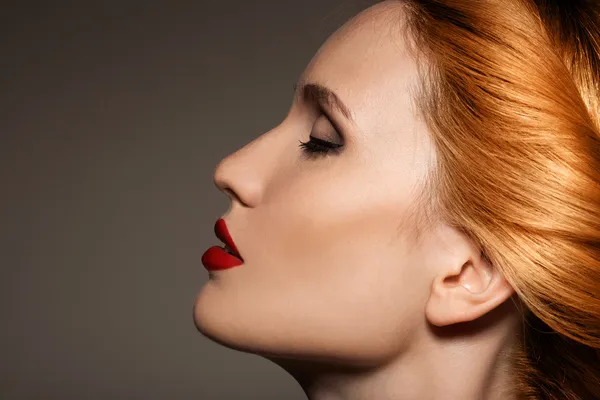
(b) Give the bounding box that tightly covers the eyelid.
[315,108,344,141]
[293,86,346,141]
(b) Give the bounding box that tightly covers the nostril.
[223,188,235,198]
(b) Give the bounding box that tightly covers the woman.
[194,0,600,398]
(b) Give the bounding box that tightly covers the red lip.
[201,218,244,271]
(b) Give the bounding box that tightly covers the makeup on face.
[201,218,244,271]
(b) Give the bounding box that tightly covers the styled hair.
[389,0,600,398]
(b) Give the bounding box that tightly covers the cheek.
[291,207,427,363]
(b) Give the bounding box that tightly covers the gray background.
[1,1,374,399]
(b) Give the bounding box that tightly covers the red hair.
[389,0,600,398]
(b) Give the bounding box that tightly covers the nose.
[213,134,272,208]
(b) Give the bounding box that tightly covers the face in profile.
[195,2,451,366]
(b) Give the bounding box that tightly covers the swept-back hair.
[390,0,600,398]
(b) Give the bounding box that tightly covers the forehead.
[298,2,420,132]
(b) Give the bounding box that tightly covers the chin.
[193,282,237,348]
[192,281,268,355]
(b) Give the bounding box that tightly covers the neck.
[270,302,520,400]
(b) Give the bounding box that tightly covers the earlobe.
[425,253,515,327]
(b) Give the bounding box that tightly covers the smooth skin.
[194,2,521,399]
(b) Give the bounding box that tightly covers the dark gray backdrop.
[1,1,373,399]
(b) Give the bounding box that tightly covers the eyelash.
[298,136,343,158]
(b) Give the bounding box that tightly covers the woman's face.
[194,2,438,365]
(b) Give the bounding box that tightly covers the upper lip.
[214,218,243,260]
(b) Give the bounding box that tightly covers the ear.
[425,230,515,327]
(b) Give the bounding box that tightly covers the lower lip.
[201,246,244,271]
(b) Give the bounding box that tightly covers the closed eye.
[298,136,343,159]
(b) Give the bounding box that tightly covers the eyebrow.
[293,82,355,123]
